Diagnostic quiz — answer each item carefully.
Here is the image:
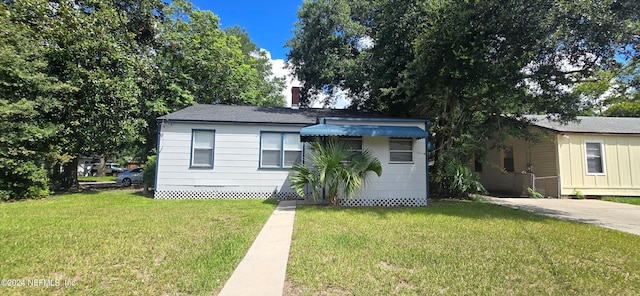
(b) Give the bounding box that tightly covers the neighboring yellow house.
[477,116,640,198]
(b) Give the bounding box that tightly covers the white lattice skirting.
[339,198,427,207]
[154,190,427,207]
[154,190,304,200]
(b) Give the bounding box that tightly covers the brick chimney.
[291,87,300,109]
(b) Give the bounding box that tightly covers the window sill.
[189,165,214,169]
[389,161,414,164]
[258,166,293,170]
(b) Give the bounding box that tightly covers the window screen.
[261,132,302,168]
[390,138,413,162]
[191,130,215,167]
[586,142,604,174]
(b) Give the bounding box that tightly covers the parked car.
[116,168,144,187]
[91,162,125,176]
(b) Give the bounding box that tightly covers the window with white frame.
[283,133,303,167]
[390,138,413,162]
[191,130,215,168]
[585,142,604,174]
[261,132,302,168]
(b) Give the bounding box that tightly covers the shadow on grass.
[132,189,154,199]
[49,186,153,200]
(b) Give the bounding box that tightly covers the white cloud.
[260,49,300,107]
[271,58,302,107]
[327,87,351,109]
[263,49,351,109]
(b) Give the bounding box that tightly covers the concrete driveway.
[483,197,640,236]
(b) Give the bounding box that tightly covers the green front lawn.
[602,196,640,206]
[286,200,640,295]
[0,191,277,295]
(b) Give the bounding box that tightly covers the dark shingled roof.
[525,115,640,134]
[158,104,388,124]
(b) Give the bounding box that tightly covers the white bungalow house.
[478,115,640,197]
[154,100,430,206]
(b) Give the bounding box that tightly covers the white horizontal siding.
[156,120,428,202]
[156,122,301,194]
[323,119,428,200]
[352,137,427,200]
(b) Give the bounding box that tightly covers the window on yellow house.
[585,142,605,174]
[502,146,514,172]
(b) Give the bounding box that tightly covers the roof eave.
[157,118,313,126]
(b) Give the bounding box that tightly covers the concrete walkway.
[219,200,297,296]
[483,197,640,236]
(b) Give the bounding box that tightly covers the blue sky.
[188,0,349,108]
[190,0,303,60]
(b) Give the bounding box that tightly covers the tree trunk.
[328,194,336,206]
[52,157,78,190]
[96,155,106,177]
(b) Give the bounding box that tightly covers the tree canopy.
[287,0,640,196]
[1,0,285,199]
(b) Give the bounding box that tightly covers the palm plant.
[290,139,382,206]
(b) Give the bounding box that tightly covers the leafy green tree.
[137,0,286,157]
[571,71,619,116]
[287,0,639,196]
[289,140,382,206]
[37,0,144,186]
[287,0,374,107]
[225,25,286,107]
[0,2,67,199]
[159,0,284,107]
[1,0,290,199]
[603,57,640,117]
[604,101,640,117]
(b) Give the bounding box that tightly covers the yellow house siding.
[558,133,640,196]
[527,132,559,197]
[478,138,531,196]
[479,128,560,197]
[614,138,632,186]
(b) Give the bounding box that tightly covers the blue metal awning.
[300,124,428,139]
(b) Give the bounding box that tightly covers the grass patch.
[77,176,116,182]
[0,191,277,295]
[602,196,640,206]
[286,200,640,295]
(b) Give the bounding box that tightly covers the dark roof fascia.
[527,123,640,137]
[157,118,311,127]
[529,124,562,134]
[523,115,640,134]
[528,123,640,136]
[548,130,640,136]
